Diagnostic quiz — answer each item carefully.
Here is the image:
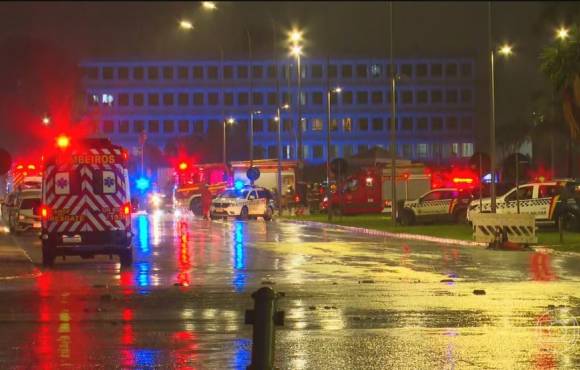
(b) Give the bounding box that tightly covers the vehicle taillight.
[40,205,50,219]
[294,195,300,202]
[122,203,131,216]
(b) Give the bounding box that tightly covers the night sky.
[0,1,569,155]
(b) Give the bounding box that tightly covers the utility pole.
[389,2,398,225]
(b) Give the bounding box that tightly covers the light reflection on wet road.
[0,212,579,369]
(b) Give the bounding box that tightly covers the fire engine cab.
[173,162,230,215]
[40,137,133,267]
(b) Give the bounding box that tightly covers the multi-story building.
[80,57,476,165]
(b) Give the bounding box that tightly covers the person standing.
[201,183,212,220]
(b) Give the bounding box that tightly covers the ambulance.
[39,137,133,267]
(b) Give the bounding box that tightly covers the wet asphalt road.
[0,211,579,369]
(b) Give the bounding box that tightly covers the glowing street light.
[489,41,514,212]
[42,115,51,126]
[289,44,303,58]
[201,1,217,11]
[288,29,303,45]
[498,43,514,57]
[179,19,194,30]
[556,26,570,40]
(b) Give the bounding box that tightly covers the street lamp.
[179,19,194,30]
[41,115,50,126]
[289,43,303,165]
[556,26,570,40]
[326,87,341,221]
[201,1,217,11]
[223,117,236,166]
[489,42,514,212]
[276,104,290,215]
[249,110,261,167]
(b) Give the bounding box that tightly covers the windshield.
[218,189,249,199]
[20,198,40,210]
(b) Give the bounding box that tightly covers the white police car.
[467,180,580,229]
[397,188,472,225]
[210,186,275,221]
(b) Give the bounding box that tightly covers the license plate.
[33,222,41,228]
[62,235,82,244]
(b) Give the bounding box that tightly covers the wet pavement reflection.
[0,211,579,369]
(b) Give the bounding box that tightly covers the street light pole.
[389,1,398,225]
[296,53,302,163]
[326,89,333,222]
[277,106,282,216]
[490,48,497,213]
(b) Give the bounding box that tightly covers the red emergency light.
[27,164,36,170]
[56,135,70,149]
[40,205,50,219]
[16,164,24,170]
[178,162,188,171]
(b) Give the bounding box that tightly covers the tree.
[540,25,580,137]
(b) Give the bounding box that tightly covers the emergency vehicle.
[466,180,580,230]
[39,137,133,267]
[8,162,42,192]
[324,162,432,215]
[396,188,472,225]
[173,162,230,215]
[210,185,275,220]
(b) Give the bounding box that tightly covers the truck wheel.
[400,210,415,226]
[189,198,202,216]
[454,209,468,224]
[238,206,249,221]
[120,249,133,268]
[263,206,273,221]
[41,243,55,267]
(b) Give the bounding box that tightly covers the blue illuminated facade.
[81,57,476,165]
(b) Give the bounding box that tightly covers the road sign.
[247,166,260,181]
[0,148,11,175]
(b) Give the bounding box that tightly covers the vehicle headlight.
[150,194,162,207]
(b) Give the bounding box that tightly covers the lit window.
[370,64,382,78]
[312,118,323,131]
[416,143,428,158]
[462,143,474,157]
[343,118,352,132]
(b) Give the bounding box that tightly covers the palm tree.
[540,25,580,135]
[540,24,580,176]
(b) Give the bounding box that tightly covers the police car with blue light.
[397,188,473,225]
[210,184,275,221]
[467,179,580,230]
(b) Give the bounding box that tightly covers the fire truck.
[8,162,42,192]
[324,162,479,216]
[173,162,230,215]
[40,137,133,267]
[324,161,431,215]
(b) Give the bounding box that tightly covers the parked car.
[467,179,580,230]
[211,186,275,221]
[10,190,41,234]
[397,188,472,225]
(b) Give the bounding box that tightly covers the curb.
[282,219,488,248]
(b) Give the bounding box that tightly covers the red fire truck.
[324,162,478,215]
[324,162,431,215]
[173,162,231,215]
[9,162,42,192]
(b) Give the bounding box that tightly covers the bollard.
[245,287,284,370]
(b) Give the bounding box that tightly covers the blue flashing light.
[136,177,150,191]
[234,180,245,191]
